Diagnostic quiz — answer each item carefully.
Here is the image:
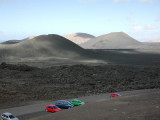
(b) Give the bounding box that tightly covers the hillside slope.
[0,34,98,65]
[81,32,142,49]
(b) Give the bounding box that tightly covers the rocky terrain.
[0,62,160,109]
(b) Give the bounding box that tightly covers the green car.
[70,99,85,106]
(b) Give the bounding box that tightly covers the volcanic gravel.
[0,62,160,108]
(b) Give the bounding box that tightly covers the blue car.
[55,100,74,109]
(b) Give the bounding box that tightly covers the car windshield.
[74,100,81,103]
[53,106,59,109]
[9,115,15,119]
[64,102,69,105]
[65,101,71,104]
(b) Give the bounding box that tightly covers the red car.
[111,93,121,97]
[45,105,61,112]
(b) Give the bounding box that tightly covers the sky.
[0,0,160,42]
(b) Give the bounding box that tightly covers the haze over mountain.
[1,36,36,44]
[147,39,160,42]
[63,33,95,44]
[81,32,142,49]
[0,34,99,66]
[2,40,21,44]
[2,32,159,51]
[2,33,95,45]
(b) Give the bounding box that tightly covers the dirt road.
[28,89,160,120]
[0,89,159,120]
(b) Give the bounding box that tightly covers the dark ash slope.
[0,34,97,65]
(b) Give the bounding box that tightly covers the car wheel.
[45,109,48,112]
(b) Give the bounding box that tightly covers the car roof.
[111,93,121,95]
[2,112,12,116]
[72,99,79,101]
[48,105,56,107]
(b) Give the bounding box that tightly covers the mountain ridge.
[81,32,141,49]
[63,33,95,44]
[0,34,95,64]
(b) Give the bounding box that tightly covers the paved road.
[0,89,158,120]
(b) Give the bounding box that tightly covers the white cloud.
[127,22,160,41]
[127,30,160,42]
[144,24,159,30]
[130,22,159,31]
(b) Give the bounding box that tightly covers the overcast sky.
[0,0,160,42]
